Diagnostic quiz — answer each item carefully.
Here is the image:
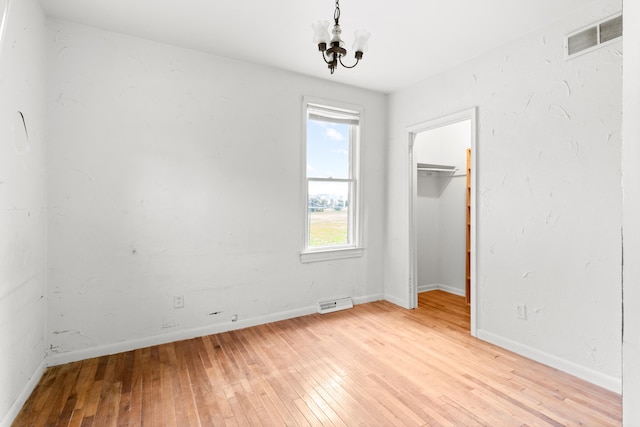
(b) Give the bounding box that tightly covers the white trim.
[418,284,465,297]
[408,136,418,310]
[352,293,384,305]
[406,108,478,134]
[418,284,439,293]
[0,358,47,427]
[407,107,478,336]
[300,247,364,263]
[470,109,477,337]
[0,1,10,59]
[477,329,621,394]
[48,305,314,366]
[384,293,411,310]
[440,284,465,297]
[46,293,382,366]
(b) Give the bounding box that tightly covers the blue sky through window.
[307,119,349,179]
[307,119,350,198]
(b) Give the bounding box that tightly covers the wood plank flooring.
[13,291,621,426]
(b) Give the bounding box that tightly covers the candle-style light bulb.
[312,20,330,46]
[352,30,370,54]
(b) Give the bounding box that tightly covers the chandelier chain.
[334,0,340,25]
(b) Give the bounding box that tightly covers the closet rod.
[418,173,466,177]
[417,167,458,172]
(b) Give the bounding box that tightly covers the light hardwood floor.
[13,291,621,426]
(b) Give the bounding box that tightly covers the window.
[565,13,622,59]
[301,98,363,263]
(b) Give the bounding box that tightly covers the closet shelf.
[417,163,457,173]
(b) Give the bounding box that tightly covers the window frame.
[300,96,364,263]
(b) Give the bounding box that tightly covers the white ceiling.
[37,0,592,93]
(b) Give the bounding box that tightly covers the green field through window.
[308,209,348,247]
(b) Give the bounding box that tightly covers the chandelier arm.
[320,51,334,66]
[338,56,360,69]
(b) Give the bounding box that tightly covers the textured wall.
[386,0,622,390]
[622,0,640,423]
[46,20,387,361]
[0,0,47,424]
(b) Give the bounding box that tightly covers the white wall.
[385,0,622,391]
[0,0,47,424]
[415,121,470,295]
[45,19,387,362]
[622,0,640,423]
[416,176,439,286]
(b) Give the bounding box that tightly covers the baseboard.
[384,293,411,309]
[1,358,47,427]
[418,283,465,297]
[385,287,466,308]
[353,293,384,305]
[438,284,465,297]
[47,305,317,366]
[476,329,622,394]
[418,284,438,293]
[47,293,384,367]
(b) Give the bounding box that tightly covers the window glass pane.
[308,181,350,248]
[600,15,622,43]
[568,27,598,56]
[306,119,350,179]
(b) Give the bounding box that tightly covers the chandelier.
[312,0,370,74]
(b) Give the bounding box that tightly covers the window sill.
[300,247,364,264]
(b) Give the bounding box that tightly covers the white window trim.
[300,96,364,264]
[300,247,364,263]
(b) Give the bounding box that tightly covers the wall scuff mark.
[66,168,94,182]
[13,110,30,154]
[548,104,572,120]
[524,93,534,109]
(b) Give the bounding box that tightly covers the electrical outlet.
[173,295,184,309]
[517,304,527,320]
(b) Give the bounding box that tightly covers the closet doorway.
[408,108,477,336]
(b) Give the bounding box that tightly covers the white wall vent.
[566,13,622,59]
[318,297,353,314]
